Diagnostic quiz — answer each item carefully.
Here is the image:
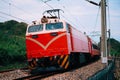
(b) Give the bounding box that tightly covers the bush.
[0,48,10,65]
[0,20,27,66]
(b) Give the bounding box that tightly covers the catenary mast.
[86,0,108,64]
[101,0,107,64]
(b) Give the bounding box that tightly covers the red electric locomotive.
[26,9,100,70]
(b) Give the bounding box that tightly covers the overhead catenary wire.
[41,0,57,17]
[40,1,67,20]
[0,0,36,18]
[41,0,87,32]
[61,4,87,31]
[60,12,85,32]
[106,0,111,30]
[93,7,100,31]
[0,0,29,23]
[0,15,9,20]
[60,0,99,33]
[90,6,101,37]
[85,0,101,37]
[85,0,101,42]
[0,11,28,22]
[58,0,88,31]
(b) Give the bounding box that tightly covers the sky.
[0,0,120,43]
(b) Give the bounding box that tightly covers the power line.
[0,15,9,20]
[42,1,70,23]
[41,0,57,16]
[55,0,88,31]
[1,0,24,12]
[59,11,84,31]
[41,0,87,32]
[42,0,54,9]
[86,0,101,38]
[0,11,28,22]
[61,5,87,31]
[1,0,36,18]
[106,0,111,30]
[92,7,100,32]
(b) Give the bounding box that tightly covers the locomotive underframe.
[28,52,92,70]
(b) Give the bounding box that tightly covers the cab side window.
[66,23,70,33]
[92,44,99,50]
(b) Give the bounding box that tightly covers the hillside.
[98,38,120,56]
[109,38,120,56]
[0,20,27,66]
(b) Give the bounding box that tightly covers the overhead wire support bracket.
[43,9,64,19]
[86,0,100,6]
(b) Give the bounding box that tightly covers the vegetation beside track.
[0,20,27,71]
[0,62,27,71]
[98,38,120,57]
[109,38,120,57]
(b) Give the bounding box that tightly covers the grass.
[0,62,28,71]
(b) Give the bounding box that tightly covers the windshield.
[28,25,43,32]
[46,22,63,30]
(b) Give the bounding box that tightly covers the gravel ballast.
[0,69,29,80]
[0,59,105,80]
[42,59,105,80]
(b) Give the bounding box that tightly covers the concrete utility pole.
[86,0,108,64]
[101,0,108,64]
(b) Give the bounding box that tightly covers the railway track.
[15,69,65,80]
[15,58,100,80]
[0,58,102,80]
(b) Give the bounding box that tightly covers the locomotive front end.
[26,17,70,69]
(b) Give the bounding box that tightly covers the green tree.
[0,20,27,66]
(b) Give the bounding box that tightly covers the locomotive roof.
[29,16,65,26]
